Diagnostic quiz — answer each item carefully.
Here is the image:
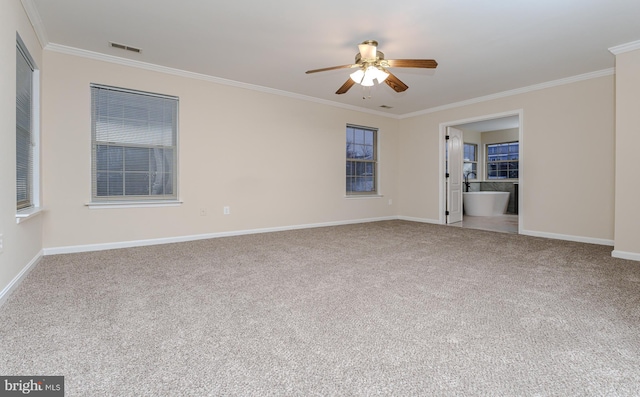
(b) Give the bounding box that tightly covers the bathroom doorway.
[441,111,522,234]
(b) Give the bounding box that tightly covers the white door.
[447,127,463,223]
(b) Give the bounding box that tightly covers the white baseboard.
[41,218,627,262]
[0,250,43,307]
[611,250,640,262]
[43,216,399,255]
[520,229,614,246]
[397,216,442,225]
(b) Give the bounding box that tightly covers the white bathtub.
[463,191,510,216]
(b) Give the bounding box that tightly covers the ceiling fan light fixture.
[358,41,378,60]
[306,39,437,95]
[371,66,389,83]
[361,74,375,87]
[349,69,365,84]
[350,66,389,86]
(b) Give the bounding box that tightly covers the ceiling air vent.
[109,42,141,53]
[379,105,393,109]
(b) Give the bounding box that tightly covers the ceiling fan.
[305,40,438,95]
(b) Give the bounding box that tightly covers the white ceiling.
[24,0,640,116]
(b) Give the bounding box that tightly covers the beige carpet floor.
[1,220,639,396]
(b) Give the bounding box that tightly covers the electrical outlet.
[200,208,207,216]
[0,234,3,254]
[223,206,230,215]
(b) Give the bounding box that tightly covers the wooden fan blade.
[306,64,357,74]
[336,78,356,94]
[385,71,409,93]
[385,59,438,68]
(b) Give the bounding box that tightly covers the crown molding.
[45,42,614,121]
[400,68,615,119]
[608,40,640,55]
[44,43,398,119]
[20,0,49,48]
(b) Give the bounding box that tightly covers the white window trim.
[463,143,478,180]
[344,195,383,199]
[485,141,519,181]
[85,201,183,209]
[16,207,43,224]
[16,34,42,224]
[346,124,379,196]
[89,83,179,203]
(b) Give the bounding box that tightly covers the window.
[346,125,377,194]
[91,84,178,202]
[16,37,36,211]
[487,141,519,179]
[463,143,477,179]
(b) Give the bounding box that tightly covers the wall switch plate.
[388,199,393,205]
[223,206,230,215]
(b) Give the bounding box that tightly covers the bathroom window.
[487,141,519,180]
[346,125,377,195]
[463,143,477,179]
[91,84,178,202]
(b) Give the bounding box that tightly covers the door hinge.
[445,173,450,178]
[446,211,450,216]
[445,135,450,140]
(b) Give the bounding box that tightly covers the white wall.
[41,51,399,250]
[397,76,615,243]
[482,128,518,146]
[0,0,44,302]
[613,48,640,260]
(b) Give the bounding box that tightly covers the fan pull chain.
[361,85,373,100]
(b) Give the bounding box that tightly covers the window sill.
[344,194,383,199]
[16,207,44,224]
[86,200,183,209]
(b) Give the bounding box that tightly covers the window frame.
[90,83,179,204]
[486,141,519,180]
[346,124,378,196]
[16,34,40,218]
[463,143,478,180]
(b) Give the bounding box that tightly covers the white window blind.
[90,84,178,201]
[16,45,34,210]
